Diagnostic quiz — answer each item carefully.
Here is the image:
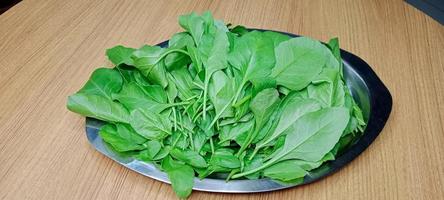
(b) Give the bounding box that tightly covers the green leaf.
[130,107,172,140]
[201,27,230,120]
[106,45,135,66]
[170,148,208,168]
[192,130,207,153]
[165,33,194,71]
[229,25,249,36]
[250,88,280,132]
[162,156,195,199]
[271,37,327,90]
[67,93,130,123]
[262,31,290,47]
[327,37,342,73]
[263,160,307,181]
[232,107,349,178]
[208,70,235,121]
[78,68,123,100]
[132,45,170,88]
[168,67,196,100]
[179,12,206,46]
[254,93,321,153]
[99,123,147,152]
[238,88,280,155]
[228,31,276,105]
[113,82,169,112]
[243,155,263,180]
[135,141,162,161]
[218,120,254,144]
[277,107,350,161]
[166,130,189,150]
[307,67,344,107]
[152,146,171,160]
[209,150,241,169]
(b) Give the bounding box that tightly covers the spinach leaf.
[67,93,130,123]
[243,155,264,180]
[271,37,327,90]
[237,88,280,155]
[253,94,321,156]
[99,123,147,152]
[169,67,197,101]
[162,156,194,199]
[132,45,169,88]
[130,107,172,140]
[113,82,168,112]
[263,160,307,181]
[218,120,254,144]
[200,28,229,120]
[208,70,234,125]
[171,148,208,168]
[308,67,345,107]
[262,31,290,47]
[135,141,162,161]
[106,45,135,66]
[327,37,342,73]
[78,68,123,100]
[228,31,276,105]
[232,107,349,178]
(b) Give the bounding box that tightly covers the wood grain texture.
[0,0,443,199]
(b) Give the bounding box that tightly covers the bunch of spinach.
[67,11,366,199]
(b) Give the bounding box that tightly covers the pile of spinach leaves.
[67,11,366,199]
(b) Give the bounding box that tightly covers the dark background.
[406,0,444,25]
[0,0,21,14]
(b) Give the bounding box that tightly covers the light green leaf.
[78,68,123,100]
[130,107,172,140]
[99,123,147,152]
[271,37,327,90]
[232,107,349,178]
[106,45,135,66]
[263,160,307,181]
[67,93,130,123]
[171,148,208,168]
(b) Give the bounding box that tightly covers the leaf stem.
[208,96,235,128]
[233,94,251,108]
[209,137,215,155]
[171,133,182,149]
[249,147,260,160]
[202,79,209,120]
[154,49,190,65]
[231,156,278,179]
[231,80,246,106]
[172,107,177,131]
[167,101,191,108]
[188,130,195,151]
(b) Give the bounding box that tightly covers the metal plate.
[85,29,392,193]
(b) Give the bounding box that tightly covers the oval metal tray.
[85,29,392,193]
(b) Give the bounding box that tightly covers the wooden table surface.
[1,0,443,199]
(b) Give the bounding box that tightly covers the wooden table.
[1,0,443,199]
